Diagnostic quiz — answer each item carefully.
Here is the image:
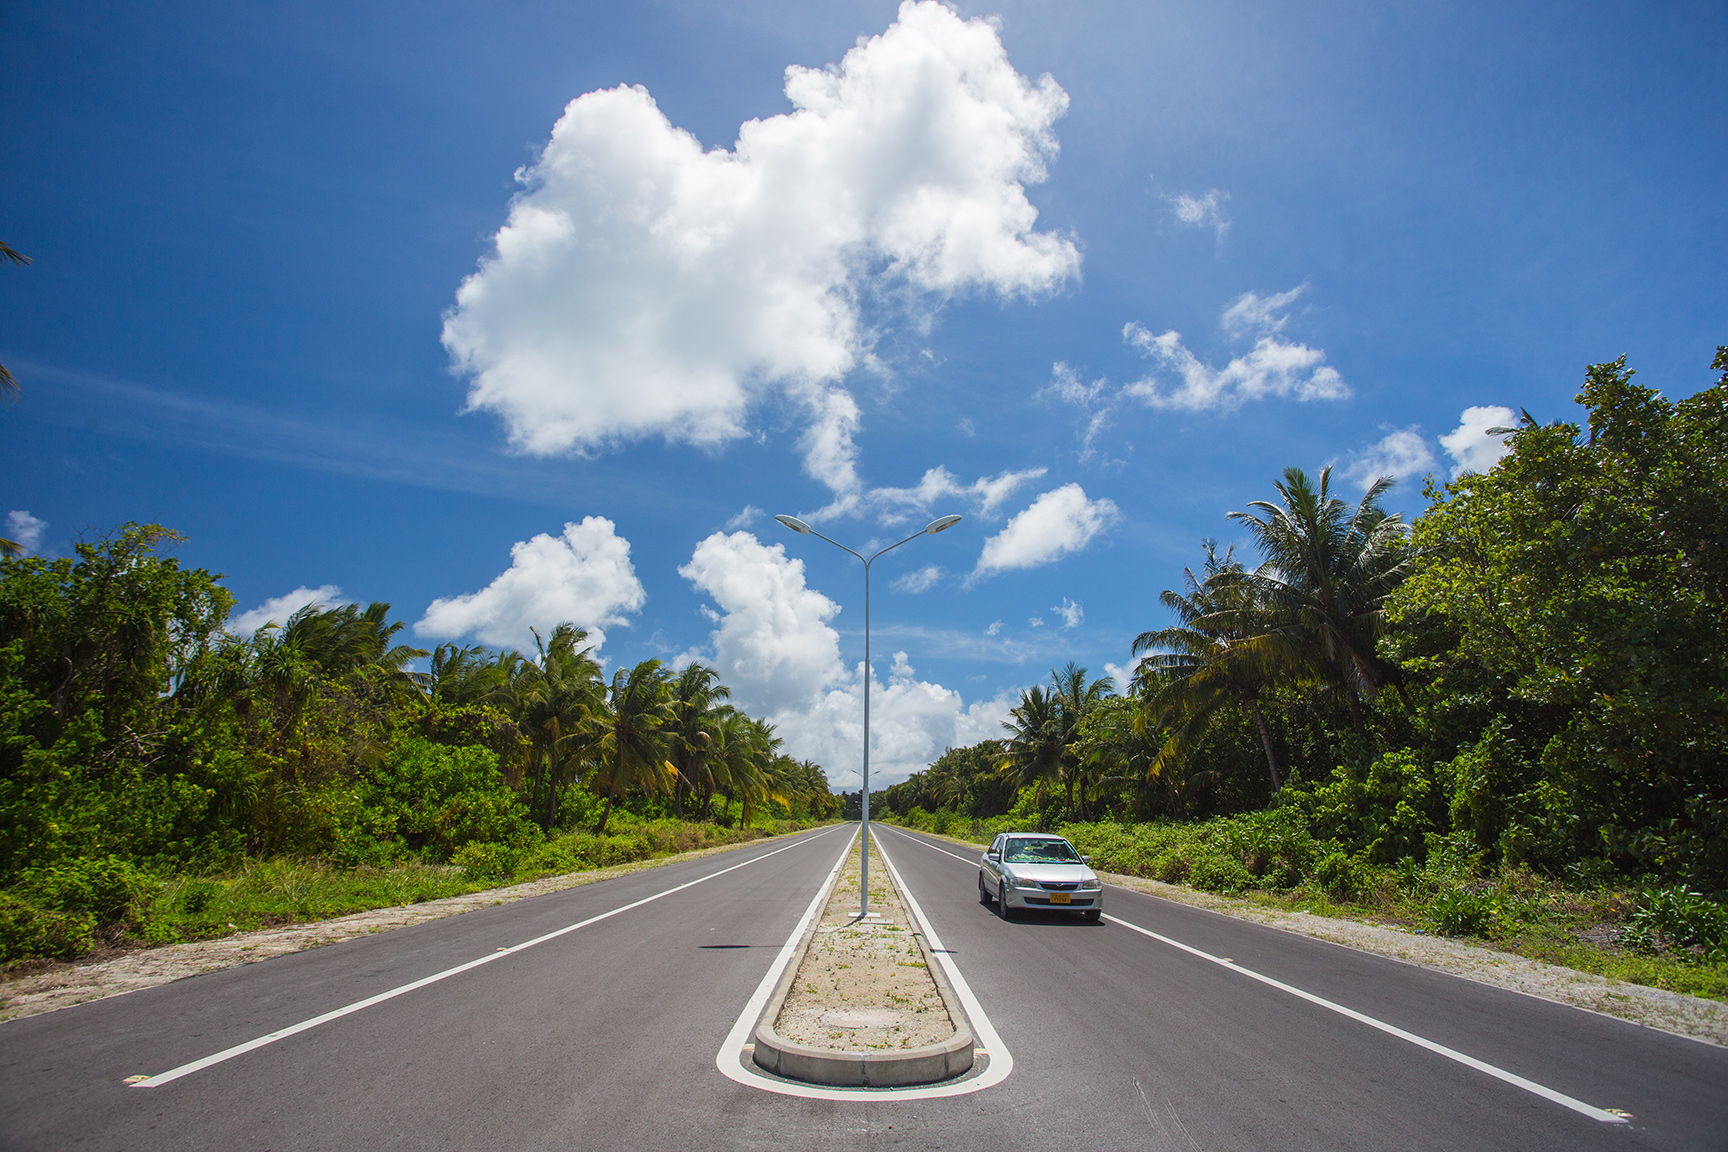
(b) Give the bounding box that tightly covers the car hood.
[1002,863,1097,884]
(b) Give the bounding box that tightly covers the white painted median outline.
[132,827,843,1088]
[715,827,1014,1100]
[881,826,1627,1127]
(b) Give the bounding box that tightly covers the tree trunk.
[596,793,615,836]
[1250,699,1282,798]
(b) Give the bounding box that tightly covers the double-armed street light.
[773,512,963,919]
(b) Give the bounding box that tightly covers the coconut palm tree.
[593,659,675,834]
[515,625,604,831]
[1045,662,1115,819]
[1,241,31,406]
[1227,466,1413,734]
[1133,540,1293,798]
[666,663,729,817]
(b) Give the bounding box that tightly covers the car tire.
[1083,909,1101,923]
[998,880,1015,919]
[979,873,993,905]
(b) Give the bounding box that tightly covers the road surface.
[2,823,1723,1150]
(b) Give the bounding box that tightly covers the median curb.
[752,833,975,1088]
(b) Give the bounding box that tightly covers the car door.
[982,835,1004,885]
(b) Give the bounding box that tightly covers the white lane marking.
[879,826,979,867]
[715,828,1014,1100]
[134,827,841,1088]
[1103,914,1628,1125]
[884,826,1627,1127]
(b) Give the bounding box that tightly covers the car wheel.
[979,873,993,905]
[1084,909,1101,923]
[998,880,1015,919]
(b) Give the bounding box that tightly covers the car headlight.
[1011,875,1041,890]
[1079,878,1101,890]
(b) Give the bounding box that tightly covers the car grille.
[1040,881,1079,891]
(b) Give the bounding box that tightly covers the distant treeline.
[0,540,834,958]
[885,349,1728,893]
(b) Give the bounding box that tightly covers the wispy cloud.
[892,564,944,594]
[5,511,46,556]
[1168,188,1231,249]
[1121,285,1349,412]
[1052,597,1083,628]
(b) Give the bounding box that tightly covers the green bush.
[1188,853,1255,894]
[1624,887,1728,962]
[1424,887,1500,937]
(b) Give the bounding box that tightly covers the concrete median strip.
[750,831,973,1087]
[715,826,1013,1100]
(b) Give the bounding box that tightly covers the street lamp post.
[774,512,962,919]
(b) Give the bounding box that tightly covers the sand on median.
[771,832,957,1052]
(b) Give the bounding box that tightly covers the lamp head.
[924,514,963,535]
[775,514,813,535]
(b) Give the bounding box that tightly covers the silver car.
[978,833,1103,921]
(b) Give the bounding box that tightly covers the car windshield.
[1004,838,1080,864]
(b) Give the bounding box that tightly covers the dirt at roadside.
[772,834,956,1052]
[0,838,772,1025]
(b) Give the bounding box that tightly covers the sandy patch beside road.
[773,834,956,1052]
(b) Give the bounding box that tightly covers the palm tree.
[1,240,31,404]
[666,663,729,817]
[515,625,604,831]
[999,685,1064,807]
[1133,540,1293,798]
[1227,466,1413,734]
[593,659,675,834]
[1045,662,1114,819]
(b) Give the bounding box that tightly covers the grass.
[2,815,833,966]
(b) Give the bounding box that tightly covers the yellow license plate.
[1049,892,1071,904]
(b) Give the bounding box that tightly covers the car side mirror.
[1082,855,1091,864]
[987,850,1000,861]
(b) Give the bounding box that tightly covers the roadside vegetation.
[881,349,1728,1002]
[0,540,837,965]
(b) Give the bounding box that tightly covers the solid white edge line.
[134,827,842,1088]
[883,826,1625,1127]
[1100,916,1628,1126]
[715,826,1014,1100]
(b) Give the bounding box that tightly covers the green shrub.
[1424,887,1500,937]
[1188,853,1255,894]
[1624,887,1728,962]
[452,840,521,882]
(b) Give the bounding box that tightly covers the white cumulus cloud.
[1121,286,1350,412]
[442,0,1079,499]
[230,585,347,637]
[1341,425,1437,490]
[416,517,646,652]
[679,530,1013,788]
[974,483,1119,578]
[1440,405,1518,478]
[5,511,46,557]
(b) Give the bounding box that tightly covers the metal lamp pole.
[774,512,962,918]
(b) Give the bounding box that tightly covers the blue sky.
[4,0,1724,787]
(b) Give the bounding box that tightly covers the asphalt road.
[2,822,1724,1151]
